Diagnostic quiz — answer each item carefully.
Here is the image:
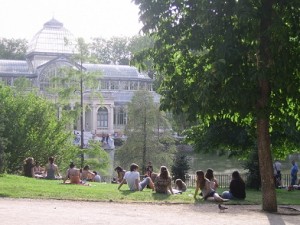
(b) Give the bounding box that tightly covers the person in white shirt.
[273,160,282,187]
[118,163,154,191]
[93,171,101,182]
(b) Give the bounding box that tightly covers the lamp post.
[80,57,84,169]
[80,72,84,168]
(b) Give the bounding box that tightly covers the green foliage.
[50,38,101,101]
[133,0,300,150]
[0,84,75,173]
[184,119,254,158]
[243,148,261,190]
[90,36,130,65]
[1,174,300,205]
[115,90,176,172]
[171,153,190,182]
[83,141,110,175]
[132,0,300,211]
[0,99,8,173]
[0,38,27,60]
[113,138,124,147]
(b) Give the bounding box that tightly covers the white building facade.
[0,18,159,138]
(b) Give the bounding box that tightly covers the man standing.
[273,160,282,187]
[118,163,154,191]
[291,160,298,186]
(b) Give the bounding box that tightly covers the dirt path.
[0,198,299,225]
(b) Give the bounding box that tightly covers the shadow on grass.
[118,190,135,196]
[151,193,172,200]
[0,193,10,197]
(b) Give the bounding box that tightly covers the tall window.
[97,107,108,127]
[113,106,127,126]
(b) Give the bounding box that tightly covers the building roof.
[0,18,153,81]
[27,18,77,55]
[83,64,151,79]
[0,60,33,76]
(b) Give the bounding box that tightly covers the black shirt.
[230,179,246,199]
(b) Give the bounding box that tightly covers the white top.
[124,171,140,191]
[273,161,282,174]
[94,174,101,182]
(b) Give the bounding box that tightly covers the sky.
[0,0,143,41]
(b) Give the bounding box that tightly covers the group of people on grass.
[23,156,101,184]
[23,156,61,179]
[117,163,187,194]
[116,162,246,202]
[273,159,299,189]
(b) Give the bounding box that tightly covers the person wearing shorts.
[118,163,154,191]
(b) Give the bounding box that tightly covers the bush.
[243,147,261,190]
[171,153,190,182]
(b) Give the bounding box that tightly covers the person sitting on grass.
[63,162,82,184]
[33,161,44,175]
[23,157,35,178]
[114,166,126,184]
[194,170,228,202]
[81,165,95,182]
[174,179,187,192]
[205,168,219,191]
[44,156,61,179]
[118,163,154,191]
[222,171,246,200]
[154,166,174,195]
[93,171,101,182]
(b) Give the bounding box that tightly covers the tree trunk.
[142,106,147,175]
[256,0,277,212]
[257,116,277,212]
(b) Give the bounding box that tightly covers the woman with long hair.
[174,179,187,192]
[205,168,219,190]
[23,157,35,178]
[222,171,246,199]
[194,170,227,202]
[81,165,95,181]
[114,166,126,183]
[154,166,174,194]
[44,156,61,179]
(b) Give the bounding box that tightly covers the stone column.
[108,105,114,134]
[91,105,98,135]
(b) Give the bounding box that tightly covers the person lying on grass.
[118,163,154,191]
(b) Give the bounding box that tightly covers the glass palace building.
[0,18,159,137]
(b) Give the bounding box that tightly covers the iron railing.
[101,173,292,188]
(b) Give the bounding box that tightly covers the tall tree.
[133,0,300,212]
[115,90,176,173]
[0,84,74,173]
[0,38,27,60]
[0,99,8,173]
[90,36,130,65]
[50,37,104,168]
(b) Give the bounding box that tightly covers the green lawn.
[0,174,299,205]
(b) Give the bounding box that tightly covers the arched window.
[97,107,108,128]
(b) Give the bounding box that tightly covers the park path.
[0,198,299,225]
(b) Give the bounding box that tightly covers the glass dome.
[27,18,77,55]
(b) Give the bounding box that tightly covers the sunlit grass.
[0,174,299,205]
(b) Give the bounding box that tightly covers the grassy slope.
[0,174,299,205]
